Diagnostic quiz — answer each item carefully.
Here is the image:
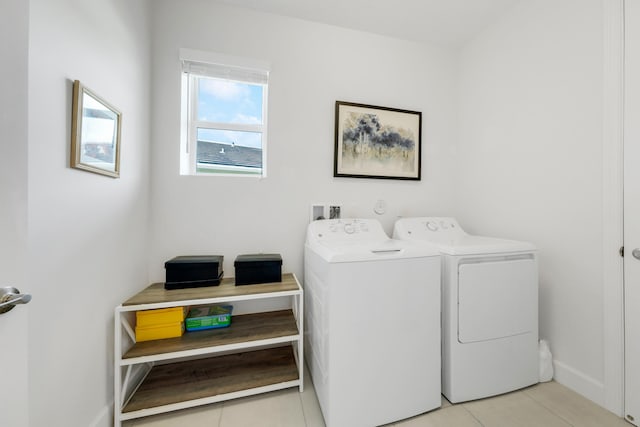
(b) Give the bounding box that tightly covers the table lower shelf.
[122,345,299,414]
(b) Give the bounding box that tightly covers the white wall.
[456,0,606,404]
[148,0,458,281]
[27,0,150,425]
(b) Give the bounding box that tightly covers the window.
[180,49,269,176]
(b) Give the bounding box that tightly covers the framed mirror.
[70,80,121,178]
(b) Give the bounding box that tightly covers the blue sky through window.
[196,77,263,149]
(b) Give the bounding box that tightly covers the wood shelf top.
[122,346,299,413]
[122,273,299,307]
[123,310,299,360]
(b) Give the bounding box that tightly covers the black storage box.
[234,254,282,285]
[164,255,224,290]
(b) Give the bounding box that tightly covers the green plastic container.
[185,305,233,331]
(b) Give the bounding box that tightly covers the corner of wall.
[553,360,605,407]
[89,404,111,427]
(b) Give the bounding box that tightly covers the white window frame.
[180,48,269,177]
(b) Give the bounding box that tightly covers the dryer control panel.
[393,217,466,244]
[423,218,459,232]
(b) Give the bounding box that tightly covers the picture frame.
[70,80,121,178]
[334,101,421,180]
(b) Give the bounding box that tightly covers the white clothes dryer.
[304,219,441,427]
[393,217,538,403]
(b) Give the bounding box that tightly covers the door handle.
[0,287,32,314]
[633,248,640,260]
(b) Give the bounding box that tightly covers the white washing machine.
[393,217,538,403]
[304,218,441,427]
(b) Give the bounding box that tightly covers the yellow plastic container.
[136,306,187,327]
[135,322,184,342]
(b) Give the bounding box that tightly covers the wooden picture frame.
[334,101,421,180]
[71,80,121,178]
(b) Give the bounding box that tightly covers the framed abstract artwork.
[334,101,421,180]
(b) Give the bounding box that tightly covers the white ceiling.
[214,0,521,47]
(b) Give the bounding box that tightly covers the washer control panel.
[309,218,386,241]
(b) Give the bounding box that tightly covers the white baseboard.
[553,359,605,407]
[89,404,111,427]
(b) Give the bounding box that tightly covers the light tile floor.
[123,367,630,427]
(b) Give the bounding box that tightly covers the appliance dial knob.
[344,223,355,234]
[426,221,438,231]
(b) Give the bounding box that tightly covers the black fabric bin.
[234,254,282,285]
[164,255,223,289]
